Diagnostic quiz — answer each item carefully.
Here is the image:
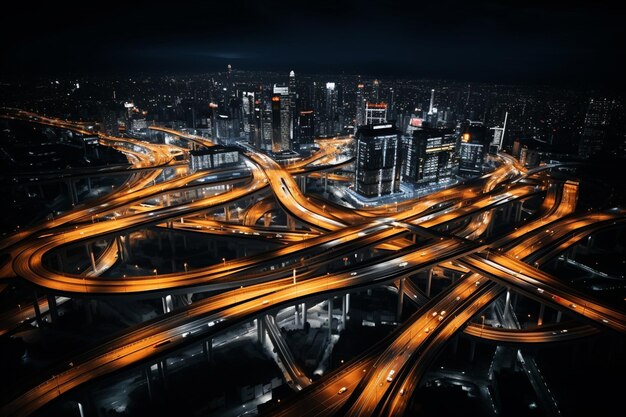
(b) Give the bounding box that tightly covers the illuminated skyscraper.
[355,83,366,129]
[297,110,315,150]
[365,102,387,125]
[271,84,292,152]
[458,121,489,176]
[354,123,401,197]
[403,128,457,186]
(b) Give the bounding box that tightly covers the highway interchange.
[0,109,624,416]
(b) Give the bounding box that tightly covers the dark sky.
[2,0,623,87]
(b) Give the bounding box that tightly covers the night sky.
[2,0,623,87]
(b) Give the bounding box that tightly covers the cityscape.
[0,2,625,417]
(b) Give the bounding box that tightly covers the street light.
[222,258,226,267]
[184,262,188,273]
[153,268,158,278]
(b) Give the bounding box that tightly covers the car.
[338,386,348,394]
[424,327,430,333]
[432,312,438,317]
[350,272,358,276]
[262,300,269,305]
[386,370,395,382]
[398,262,408,267]
[399,388,405,396]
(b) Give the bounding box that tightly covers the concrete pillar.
[145,367,153,402]
[345,294,350,315]
[47,295,59,323]
[426,268,433,297]
[324,173,328,193]
[302,302,307,327]
[116,236,125,263]
[327,298,333,336]
[469,339,476,362]
[514,202,522,222]
[257,318,264,344]
[66,180,76,205]
[503,289,511,320]
[87,177,92,193]
[397,278,405,322]
[125,233,132,260]
[224,206,231,221]
[341,295,347,328]
[295,304,301,327]
[203,339,213,362]
[77,402,85,417]
[556,311,562,323]
[537,303,545,326]
[32,291,43,328]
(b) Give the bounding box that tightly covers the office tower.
[579,97,617,158]
[403,128,457,186]
[372,79,380,102]
[289,71,297,147]
[458,120,490,177]
[519,146,540,168]
[428,89,435,115]
[355,83,366,129]
[324,82,339,135]
[489,111,508,153]
[297,110,315,150]
[365,102,387,125]
[354,123,401,197]
[261,103,273,151]
[241,91,255,141]
[251,101,262,149]
[100,109,119,136]
[271,84,292,152]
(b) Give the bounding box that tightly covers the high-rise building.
[354,123,401,197]
[324,82,339,136]
[579,97,617,158]
[289,71,297,146]
[403,128,457,186]
[355,83,366,129]
[458,121,490,177]
[297,110,315,150]
[366,102,387,125]
[261,103,273,151]
[271,84,291,152]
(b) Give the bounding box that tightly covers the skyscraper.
[324,82,339,136]
[403,128,457,186]
[355,83,366,129]
[271,85,292,152]
[458,121,489,177]
[365,102,387,125]
[289,71,297,148]
[297,110,315,150]
[579,97,617,158]
[354,123,402,197]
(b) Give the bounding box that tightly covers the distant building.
[403,128,457,186]
[365,102,387,125]
[354,123,401,197]
[355,83,366,128]
[297,110,315,150]
[272,84,291,152]
[579,97,617,158]
[189,146,240,171]
[458,121,489,177]
[100,110,119,136]
[519,146,540,168]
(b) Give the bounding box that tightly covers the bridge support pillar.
[341,296,347,330]
[537,303,545,326]
[327,298,333,337]
[161,295,173,314]
[503,289,512,320]
[324,173,328,195]
[32,291,43,328]
[257,318,265,344]
[87,177,92,193]
[514,202,522,223]
[397,278,405,322]
[426,268,433,297]
[116,236,125,263]
[47,294,59,323]
[556,311,562,323]
[203,339,213,363]
[224,206,231,221]
[145,367,153,402]
[295,304,301,327]
[469,340,476,362]
[301,303,307,327]
[345,294,350,315]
